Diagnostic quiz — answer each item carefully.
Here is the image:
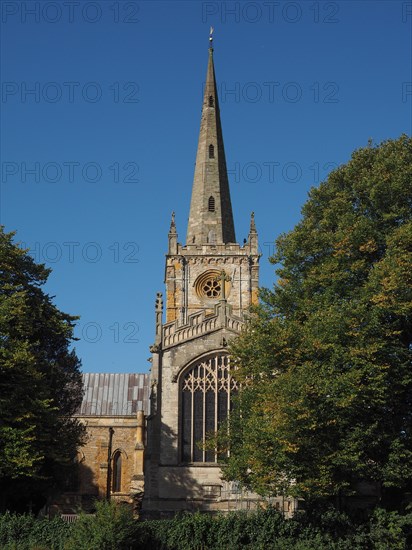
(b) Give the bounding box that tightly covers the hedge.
[1,501,411,549]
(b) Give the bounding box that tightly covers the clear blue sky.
[1,1,411,373]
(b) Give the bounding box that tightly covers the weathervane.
[209,26,214,48]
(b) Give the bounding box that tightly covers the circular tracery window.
[202,279,221,298]
[194,270,222,300]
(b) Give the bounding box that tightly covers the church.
[54,39,296,519]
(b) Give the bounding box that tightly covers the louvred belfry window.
[181,354,237,463]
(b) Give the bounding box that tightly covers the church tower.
[144,39,260,515]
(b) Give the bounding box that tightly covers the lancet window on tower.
[180,354,238,463]
[208,144,215,158]
[208,95,214,107]
[208,196,215,212]
[207,230,216,244]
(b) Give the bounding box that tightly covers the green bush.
[0,501,137,550]
[65,500,137,550]
[0,512,69,549]
[369,508,412,550]
[134,508,340,550]
[1,503,412,549]
[135,507,412,550]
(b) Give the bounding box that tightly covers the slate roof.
[77,373,150,416]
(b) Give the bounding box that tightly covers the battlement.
[177,242,254,256]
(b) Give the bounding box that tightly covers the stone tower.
[144,42,260,516]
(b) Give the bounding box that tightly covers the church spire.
[186,41,236,245]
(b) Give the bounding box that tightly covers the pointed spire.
[169,211,176,234]
[168,211,178,254]
[248,211,258,254]
[249,211,256,233]
[152,292,163,347]
[186,41,236,245]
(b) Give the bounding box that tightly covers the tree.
[0,227,85,512]
[221,135,412,505]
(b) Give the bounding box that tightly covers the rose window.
[194,270,225,300]
[202,279,221,298]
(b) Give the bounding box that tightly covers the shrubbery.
[0,511,69,550]
[0,501,134,550]
[136,508,360,549]
[136,506,412,549]
[65,500,136,550]
[0,501,411,549]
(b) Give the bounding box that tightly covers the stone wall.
[51,413,145,515]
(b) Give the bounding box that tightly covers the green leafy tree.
[222,135,412,504]
[0,227,85,512]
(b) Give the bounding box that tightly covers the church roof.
[77,373,150,416]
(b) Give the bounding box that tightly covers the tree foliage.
[0,227,85,511]
[221,135,412,503]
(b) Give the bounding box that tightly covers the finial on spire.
[169,211,176,233]
[155,292,163,312]
[209,26,214,49]
[250,211,256,232]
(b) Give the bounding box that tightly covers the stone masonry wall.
[77,416,141,501]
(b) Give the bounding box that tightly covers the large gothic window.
[180,354,237,463]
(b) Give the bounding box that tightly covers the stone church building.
[55,43,296,518]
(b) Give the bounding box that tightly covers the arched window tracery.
[180,354,237,463]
